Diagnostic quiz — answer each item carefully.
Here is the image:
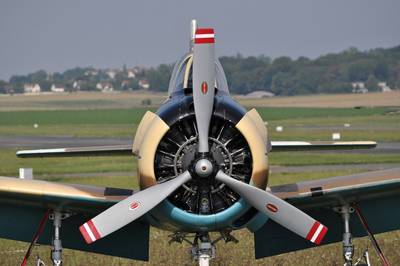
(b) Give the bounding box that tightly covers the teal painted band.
[151,199,251,232]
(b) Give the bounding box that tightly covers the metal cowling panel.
[137,113,170,189]
[235,109,269,189]
[132,111,158,154]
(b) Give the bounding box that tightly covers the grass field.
[0,92,399,265]
[0,106,389,126]
[0,106,399,141]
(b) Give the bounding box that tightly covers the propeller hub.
[194,158,213,178]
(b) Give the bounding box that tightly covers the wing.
[17,140,376,157]
[16,144,134,158]
[0,176,149,261]
[254,168,400,259]
[270,141,377,152]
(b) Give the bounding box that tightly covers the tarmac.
[0,135,399,154]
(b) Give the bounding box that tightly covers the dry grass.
[236,91,400,108]
[0,91,166,111]
[1,229,399,266]
[1,91,399,111]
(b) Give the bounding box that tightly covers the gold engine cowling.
[236,108,269,189]
[134,108,269,191]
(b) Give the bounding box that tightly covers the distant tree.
[10,75,29,84]
[0,80,7,94]
[63,67,86,81]
[374,61,389,80]
[366,75,379,92]
[271,72,293,95]
[5,44,400,95]
[29,70,47,84]
[271,56,293,73]
[146,64,172,91]
[80,80,97,91]
[346,60,375,81]
[39,80,52,92]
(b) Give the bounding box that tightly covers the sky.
[0,0,399,80]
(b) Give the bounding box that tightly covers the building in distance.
[24,83,41,94]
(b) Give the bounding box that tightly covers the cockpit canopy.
[168,53,229,96]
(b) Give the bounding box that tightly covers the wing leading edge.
[270,141,377,152]
[16,145,134,158]
[0,176,149,260]
[254,168,400,259]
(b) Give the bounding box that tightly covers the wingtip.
[16,150,25,157]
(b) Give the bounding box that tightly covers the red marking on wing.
[266,203,278,213]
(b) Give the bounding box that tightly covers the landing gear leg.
[49,212,71,266]
[51,212,62,266]
[169,231,238,266]
[191,233,215,266]
[335,204,390,266]
[334,205,354,266]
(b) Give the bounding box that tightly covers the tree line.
[1,45,399,95]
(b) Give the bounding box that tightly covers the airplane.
[0,20,398,266]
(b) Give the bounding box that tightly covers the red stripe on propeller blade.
[306,221,320,241]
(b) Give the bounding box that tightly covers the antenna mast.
[190,19,197,51]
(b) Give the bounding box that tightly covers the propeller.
[192,28,216,153]
[215,170,328,244]
[79,26,327,246]
[79,171,191,243]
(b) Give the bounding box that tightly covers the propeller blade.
[215,170,328,244]
[79,171,192,244]
[192,28,216,153]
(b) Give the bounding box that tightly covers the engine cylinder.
[135,94,269,230]
[154,113,252,215]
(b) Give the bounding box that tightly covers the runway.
[1,135,399,154]
[0,135,132,149]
